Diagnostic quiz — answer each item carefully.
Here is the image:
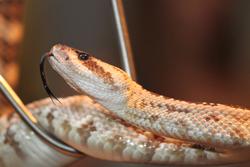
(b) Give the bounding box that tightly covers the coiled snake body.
[0,95,227,166]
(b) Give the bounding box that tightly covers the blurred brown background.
[17,0,250,166]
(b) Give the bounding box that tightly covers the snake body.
[0,98,77,167]
[44,44,250,164]
[0,95,230,166]
[30,96,231,165]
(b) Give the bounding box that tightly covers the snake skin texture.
[1,95,235,166]
[46,44,250,164]
[0,97,79,167]
[29,95,231,165]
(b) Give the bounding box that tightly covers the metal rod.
[0,75,83,157]
[111,0,137,81]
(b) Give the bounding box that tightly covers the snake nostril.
[65,56,69,61]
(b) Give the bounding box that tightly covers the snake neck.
[94,80,167,117]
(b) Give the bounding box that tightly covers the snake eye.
[78,53,89,61]
[76,50,89,61]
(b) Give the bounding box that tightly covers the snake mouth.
[40,52,60,103]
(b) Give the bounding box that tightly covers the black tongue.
[39,52,61,103]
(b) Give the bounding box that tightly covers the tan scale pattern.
[0,102,76,167]
[0,95,247,165]
[29,96,228,165]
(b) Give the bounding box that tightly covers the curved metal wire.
[0,75,83,157]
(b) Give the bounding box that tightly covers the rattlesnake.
[2,43,250,166]
[40,43,250,165]
[1,1,243,166]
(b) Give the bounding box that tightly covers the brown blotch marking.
[178,119,187,127]
[164,104,176,112]
[156,104,162,108]
[112,135,126,155]
[4,128,26,159]
[70,103,85,113]
[126,87,131,92]
[135,98,168,110]
[205,114,220,122]
[62,120,72,138]
[149,101,155,107]
[77,121,96,143]
[127,90,136,99]
[157,103,167,109]
[181,108,191,113]
[150,115,160,121]
[153,102,168,110]
[138,99,148,108]
[46,112,55,132]
[82,58,114,85]
[205,117,211,121]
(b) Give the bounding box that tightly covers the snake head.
[48,44,132,99]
